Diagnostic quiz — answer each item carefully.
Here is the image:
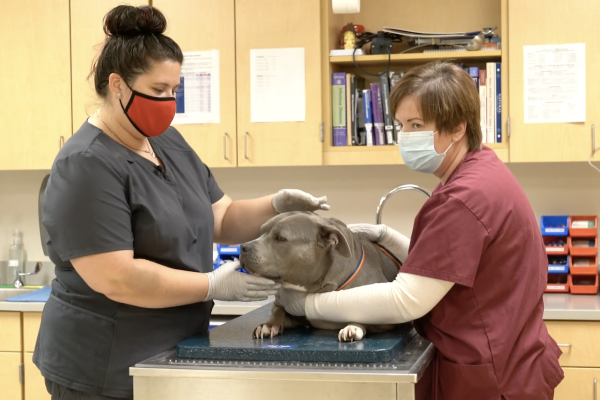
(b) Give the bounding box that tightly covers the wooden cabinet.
[546,320,600,400]
[507,0,600,162]
[153,0,237,168]
[23,313,48,400]
[554,368,599,400]
[0,312,23,400]
[0,0,71,170]
[70,1,150,133]
[0,352,23,400]
[546,320,600,368]
[321,0,508,165]
[24,352,49,400]
[23,313,42,353]
[235,0,324,167]
[0,312,22,352]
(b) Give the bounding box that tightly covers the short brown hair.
[389,61,482,151]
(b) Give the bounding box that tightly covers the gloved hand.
[205,261,281,302]
[275,287,309,317]
[347,223,387,243]
[272,189,330,213]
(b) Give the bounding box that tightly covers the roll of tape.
[332,0,360,14]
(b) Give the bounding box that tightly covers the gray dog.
[240,211,402,342]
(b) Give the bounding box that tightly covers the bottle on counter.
[8,229,27,286]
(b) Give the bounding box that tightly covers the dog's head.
[240,211,353,290]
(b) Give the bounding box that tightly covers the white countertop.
[2,294,600,321]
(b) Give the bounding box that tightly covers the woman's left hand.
[272,189,330,213]
[276,287,309,316]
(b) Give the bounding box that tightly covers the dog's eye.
[276,235,287,242]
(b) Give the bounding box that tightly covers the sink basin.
[0,288,35,301]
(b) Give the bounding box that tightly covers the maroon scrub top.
[402,146,564,400]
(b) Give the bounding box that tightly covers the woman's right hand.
[205,261,280,302]
[347,223,387,243]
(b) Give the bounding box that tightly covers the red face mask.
[120,87,176,137]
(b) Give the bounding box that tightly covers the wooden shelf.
[329,50,502,67]
[323,143,509,166]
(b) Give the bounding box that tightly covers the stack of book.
[331,71,404,147]
[332,61,502,146]
[462,62,502,144]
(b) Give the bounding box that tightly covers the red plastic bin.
[569,237,598,257]
[569,255,598,275]
[569,273,599,295]
[544,273,570,293]
[544,237,570,255]
[569,215,598,237]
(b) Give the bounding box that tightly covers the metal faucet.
[13,262,42,288]
[376,184,431,225]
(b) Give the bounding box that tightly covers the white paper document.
[523,43,586,124]
[250,47,306,123]
[173,50,220,125]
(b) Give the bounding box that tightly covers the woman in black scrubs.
[35,5,328,400]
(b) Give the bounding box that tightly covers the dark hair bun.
[104,5,166,37]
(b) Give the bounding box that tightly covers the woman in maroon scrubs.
[278,61,564,399]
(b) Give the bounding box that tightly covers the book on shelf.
[380,73,395,145]
[495,63,502,144]
[461,63,502,144]
[370,83,386,146]
[479,69,487,144]
[363,89,374,146]
[331,72,347,146]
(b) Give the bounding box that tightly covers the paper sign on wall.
[173,50,220,125]
[523,43,586,124]
[250,47,306,123]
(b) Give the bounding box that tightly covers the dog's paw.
[338,323,365,342]
[253,323,283,339]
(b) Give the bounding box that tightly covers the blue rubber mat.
[177,304,414,363]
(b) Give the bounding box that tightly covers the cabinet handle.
[594,377,597,400]
[223,133,228,160]
[59,136,65,150]
[244,132,249,159]
[557,343,572,348]
[592,124,596,153]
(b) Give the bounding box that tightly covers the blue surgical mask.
[398,131,454,173]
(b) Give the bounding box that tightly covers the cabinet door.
[555,368,599,400]
[153,0,237,168]
[24,352,50,400]
[0,0,71,170]
[70,1,149,133]
[0,352,23,400]
[0,312,22,352]
[235,0,323,167]
[508,0,600,162]
[23,313,43,353]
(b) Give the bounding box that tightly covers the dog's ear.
[319,224,352,258]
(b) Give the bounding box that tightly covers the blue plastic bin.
[541,215,570,236]
[548,255,569,274]
[217,243,241,256]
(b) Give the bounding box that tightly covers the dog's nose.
[241,243,251,253]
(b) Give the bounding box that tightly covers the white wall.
[1,161,599,264]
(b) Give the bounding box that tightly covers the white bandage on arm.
[305,272,454,325]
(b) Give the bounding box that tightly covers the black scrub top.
[34,121,224,398]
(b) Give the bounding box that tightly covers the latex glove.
[272,189,330,213]
[275,287,309,317]
[205,261,281,302]
[347,223,387,243]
